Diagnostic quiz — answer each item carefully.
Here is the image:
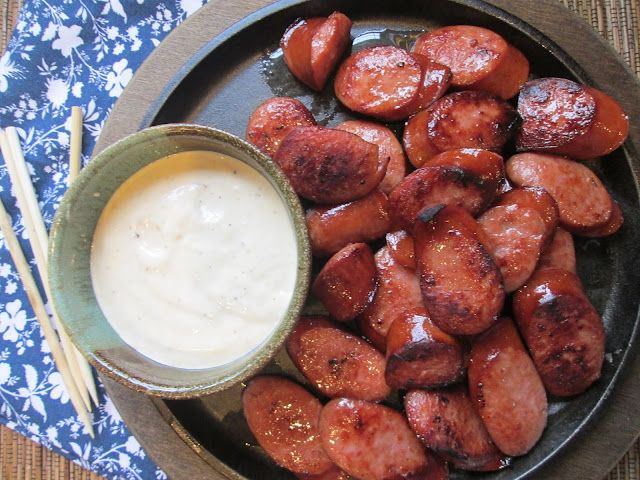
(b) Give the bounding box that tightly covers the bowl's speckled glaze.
[48,124,311,398]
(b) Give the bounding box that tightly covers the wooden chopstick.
[0,129,94,437]
[67,107,100,407]
[2,127,92,412]
[0,198,94,438]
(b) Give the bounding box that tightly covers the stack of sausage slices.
[242,11,629,480]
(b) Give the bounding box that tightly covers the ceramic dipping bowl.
[48,124,311,398]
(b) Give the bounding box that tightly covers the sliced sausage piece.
[306,190,391,257]
[389,166,487,231]
[496,186,559,244]
[385,307,464,389]
[312,243,377,321]
[513,268,605,397]
[309,12,353,91]
[516,78,628,159]
[386,230,416,270]
[281,18,326,89]
[506,153,613,233]
[357,247,424,352]
[243,376,334,475]
[478,204,548,292]
[538,228,577,273]
[550,87,629,159]
[286,316,391,401]
[427,148,504,201]
[414,204,505,335]
[334,46,423,121]
[427,91,518,153]
[404,386,508,472]
[275,126,386,204]
[468,318,548,456]
[246,97,316,157]
[413,25,528,99]
[336,120,407,194]
[403,110,441,168]
[403,53,452,113]
[579,200,624,238]
[319,398,430,480]
[296,466,350,480]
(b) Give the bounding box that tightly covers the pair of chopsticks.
[0,108,97,437]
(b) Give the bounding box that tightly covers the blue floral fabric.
[0,0,209,478]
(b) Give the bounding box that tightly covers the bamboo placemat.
[1,0,639,478]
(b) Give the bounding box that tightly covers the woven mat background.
[1,0,639,478]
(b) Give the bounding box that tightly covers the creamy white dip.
[90,150,297,369]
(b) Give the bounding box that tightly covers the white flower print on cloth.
[0,0,208,478]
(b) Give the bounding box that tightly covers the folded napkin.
[0,0,210,478]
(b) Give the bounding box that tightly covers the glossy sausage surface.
[385,307,464,389]
[506,153,613,233]
[275,126,386,204]
[246,97,316,157]
[357,247,424,352]
[312,243,377,321]
[478,204,547,292]
[404,386,508,471]
[319,398,430,480]
[306,190,391,257]
[336,120,407,195]
[309,12,352,91]
[386,230,416,270]
[286,316,391,401]
[468,318,548,456]
[513,268,605,396]
[537,228,576,273]
[414,205,505,335]
[334,46,423,121]
[243,376,334,475]
[496,186,559,244]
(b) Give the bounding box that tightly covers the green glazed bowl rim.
[48,124,311,398]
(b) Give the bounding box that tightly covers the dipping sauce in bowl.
[90,150,298,369]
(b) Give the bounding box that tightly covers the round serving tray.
[95,0,640,479]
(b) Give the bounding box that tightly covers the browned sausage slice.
[427,148,504,201]
[286,316,391,401]
[468,318,548,456]
[579,200,624,237]
[537,228,576,273]
[246,97,316,157]
[275,126,386,204]
[478,204,547,292]
[427,91,518,153]
[281,18,326,89]
[516,78,628,159]
[404,386,508,471]
[386,230,416,270]
[243,376,334,475]
[496,187,559,244]
[403,110,441,168]
[336,120,407,194]
[550,87,629,159]
[413,25,528,99]
[414,205,505,335]
[389,166,487,231]
[385,307,464,389]
[403,53,452,114]
[506,153,613,233]
[513,268,605,397]
[309,12,352,91]
[334,46,423,121]
[306,190,391,257]
[357,247,424,352]
[312,243,377,321]
[319,399,430,480]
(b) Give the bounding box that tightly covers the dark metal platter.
[95,0,640,478]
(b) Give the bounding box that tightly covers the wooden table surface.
[1,0,639,478]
